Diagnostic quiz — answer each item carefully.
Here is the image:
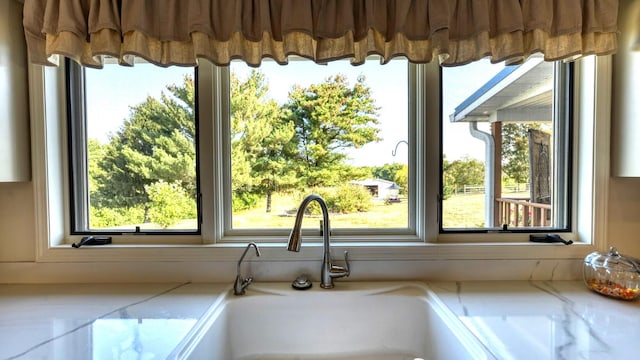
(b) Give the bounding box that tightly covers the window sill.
[28,55,611,268]
[37,240,596,263]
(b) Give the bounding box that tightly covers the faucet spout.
[287,194,350,289]
[234,242,261,295]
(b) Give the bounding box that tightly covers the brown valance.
[632,1,640,51]
[23,0,620,68]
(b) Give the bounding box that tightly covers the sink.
[169,282,493,360]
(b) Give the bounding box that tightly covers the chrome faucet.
[234,242,261,295]
[287,194,350,289]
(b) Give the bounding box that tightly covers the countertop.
[1,281,638,360]
[429,281,640,360]
[0,283,228,360]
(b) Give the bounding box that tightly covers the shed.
[351,178,400,200]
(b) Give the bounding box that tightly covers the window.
[67,56,573,243]
[225,60,410,235]
[69,58,414,238]
[441,57,572,233]
[68,61,198,234]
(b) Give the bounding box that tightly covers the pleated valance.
[22,0,620,68]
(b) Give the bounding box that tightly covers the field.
[231,191,527,230]
[233,188,528,229]
[232,194,409,229]
[441,193,486,228]
[129,191,529,231]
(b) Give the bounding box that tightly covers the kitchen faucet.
[234,242,261,295]
[287,194,350,289]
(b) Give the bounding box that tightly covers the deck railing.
[496,198,551,227]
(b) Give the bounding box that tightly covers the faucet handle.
[243,276,254,289]
[234,275,253,295]
[330,250,350,278]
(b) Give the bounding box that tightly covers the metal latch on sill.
[529,234,573,245]
[71,236,112,248]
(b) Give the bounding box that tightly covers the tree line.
[87,69,537,229]
[443,123,546,199]
[88,71,407,228]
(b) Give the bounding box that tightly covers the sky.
[85,58,505,167]
[230,59,409,166]
[441,60,505,160]
[85,64,189,140]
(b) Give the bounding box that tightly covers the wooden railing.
[496,198,551,227]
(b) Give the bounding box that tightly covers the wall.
[0,183,35,262]
[2,2,639,283]
[0,0,31,182]
[0,1,35,262]
[607,178,640,257]
[611,0,640,177]
[606,0,640,258]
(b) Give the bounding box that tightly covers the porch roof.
[449,57,554,123]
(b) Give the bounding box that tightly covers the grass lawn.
[441,191,529,228]
[233,194,410,229]
[111,191,529,230]
[232,191,529,230]
[442,193,486,228]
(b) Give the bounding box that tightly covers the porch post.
[492,122,503,227]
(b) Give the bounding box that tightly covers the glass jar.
[583,247,640,300]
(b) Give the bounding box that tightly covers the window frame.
[437,61,574,234]
[28,56,611,263]
[66,60,203,236]
[214,60,420,242]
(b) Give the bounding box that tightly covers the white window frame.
[28,56,610,263]
[207,61,421,242]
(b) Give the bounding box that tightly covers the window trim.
[437,61,574,234]
[66,60,203,236]
[214,60,420,241]
[66,60,89,233]
[28,56,611,263]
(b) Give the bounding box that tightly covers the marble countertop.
[429,281,640,360]
[0,283,229,360]
[1,281,638,359]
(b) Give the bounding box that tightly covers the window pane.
[228,59,409,230]
[442,58,569,230]
[80,63,197,232]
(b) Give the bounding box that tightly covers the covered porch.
[449,57,554,228]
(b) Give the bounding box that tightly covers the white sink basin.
[170,282,493,360]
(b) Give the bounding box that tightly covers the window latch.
[529,234,573,245]
[71,236,112,248]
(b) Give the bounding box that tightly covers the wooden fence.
[452,183,530,195]
[496,197,551,227]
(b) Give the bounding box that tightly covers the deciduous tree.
[502,122,544,184]
[443,156,485,197]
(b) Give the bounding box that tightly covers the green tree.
[146,180,196,228]
[94,76,196,221]
[442,156,456,200]
[373,163,408,195]
[393,165,408,195]
[282,74,381,189]
[443,156,485,193]
[502,123,543,184]
[323,184,373,213]
[87,139,106,204]
[230,70,298,212]
[373,163,404,182]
